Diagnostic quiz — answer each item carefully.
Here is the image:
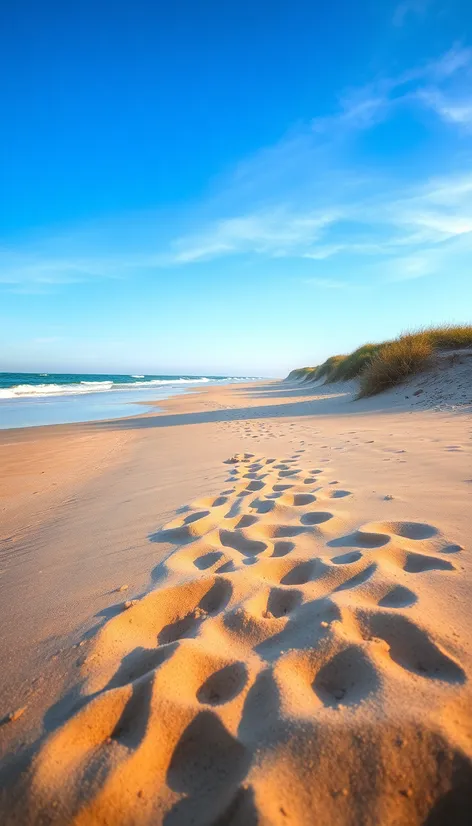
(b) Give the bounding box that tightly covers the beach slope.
[1,375,471,824]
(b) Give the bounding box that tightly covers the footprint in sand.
[31,450,468,825]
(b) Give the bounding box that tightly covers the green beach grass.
[287,324,472,396]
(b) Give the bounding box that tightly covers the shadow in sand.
[422,754,472,825]
[164,710,252,825]
[85,381,396,433]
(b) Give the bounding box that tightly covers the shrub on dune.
[316,355,347,382]
[358,333,433,397]
[286,367,317,381]
[301,367,319,382]
[331,343,382,381]
[286,323,472,395]
[424,324,472,349]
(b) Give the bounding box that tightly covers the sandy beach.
[1,375,471,824]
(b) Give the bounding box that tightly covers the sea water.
[0,372,253,429]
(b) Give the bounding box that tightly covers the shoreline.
[1,378,471,823]
[0,376,262,431]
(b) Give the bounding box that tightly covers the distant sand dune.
[21,451,472,824]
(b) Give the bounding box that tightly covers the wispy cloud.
[2,45,472,292]
[386,255,434,281]
[170,209,340,263]
[302,245,346,260]
[418,88,472,128]
[310,44,472,135]
[303,277,350,289]
[393,0,433,28]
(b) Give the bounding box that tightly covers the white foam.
[0,383,111,399]
[0,376,218,399]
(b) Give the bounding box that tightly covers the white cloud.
[384,173,472,245]
[387,255,433,281]
[2,45,472,292]
[302,245,345,260]
[306,45,472,142]
[393,0,431,27]
[430,44,472,79]
[418,88,472,128]
[303,277,349,289]
[170,209,341,263]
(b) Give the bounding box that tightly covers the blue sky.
[1,0,471,376]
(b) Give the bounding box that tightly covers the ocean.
[0,372,252,430]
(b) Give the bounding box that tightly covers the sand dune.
[25,449,472,824]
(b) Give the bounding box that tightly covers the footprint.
[328,530,390,549]
[159,611,202,645]
[281,560,324,586]
[167,711,249,796]
[403,553,455,574]
[372,521,438,541]
[300,511,333,526]
[39,448,469,818]
[194,552,224,570]
[323,489,352,499]
[111,673,154,749]
[108,645,176,689]
[269,525,307,538]
[249,499,275,514]
[236,515,259,529]
[212,496,229,507]
[334,563,377,592]
[224,500,243,518]
[378,585,417,608]
[219,530,267,557]
[313,645,379,707]
[216,560,235,574]
[199,579,233,614]
[197,662,248,705]
[246,480,264,492]
[267,587,303,618]
[331,552,363,565]
[272,541,295,558]
[285,493,316,507]
[364,612,465,683]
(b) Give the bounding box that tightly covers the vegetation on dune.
[286,366,319,381]
[287,323,472,396]
[357,333,433,397]
[422,324,472,349]
[315,354,347,382]
[301,367,319,381]
[330,343,382,381]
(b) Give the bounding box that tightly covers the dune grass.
[315,354,347,382]
[286,366,319,381]
[330,343,382,381]
[287,324,472,396]
[358,333,433,397]
[423,324,472,349]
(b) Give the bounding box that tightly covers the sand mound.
[22,452,472,824]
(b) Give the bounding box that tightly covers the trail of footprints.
[215,415,316,444]
[36,451,467,823]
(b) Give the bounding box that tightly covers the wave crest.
[0,376,217,399]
